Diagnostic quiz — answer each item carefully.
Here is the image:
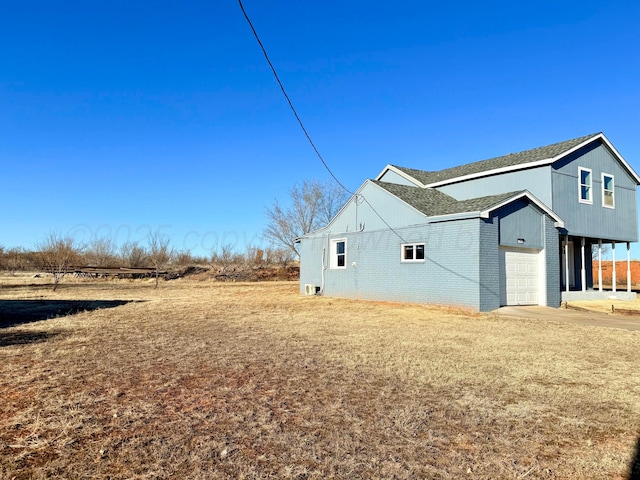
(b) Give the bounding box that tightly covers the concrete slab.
[493,305,640,331]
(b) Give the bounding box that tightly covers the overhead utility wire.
[238,0,406,243]
[238,0,351,195]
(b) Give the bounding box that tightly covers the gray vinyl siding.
[378,169,421,187]
[496,200,545,249]
[551,143,638,242]
[436,166,552,206]
[299,235,326,289]
[320,181,427,235]
[300,218,491,311]
[545,216,561,307]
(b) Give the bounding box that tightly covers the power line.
[238,1,407,244]
[359,195,407,243]
[238,0,352,195]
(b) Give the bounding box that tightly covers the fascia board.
[375,165,427,188]
[423,211,481,223]
[424,158,553,188]
[549,132,640,184]
[479,191,565,228]
[423,133,637,189]
[597,133,640,184]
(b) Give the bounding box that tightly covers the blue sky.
[1,0,639,257]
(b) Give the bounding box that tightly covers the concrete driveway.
[493,306,640,331]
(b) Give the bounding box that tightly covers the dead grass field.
[1,274,639,479]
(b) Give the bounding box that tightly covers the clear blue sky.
[1,0,639,257]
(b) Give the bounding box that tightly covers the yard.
[1,275,639,479]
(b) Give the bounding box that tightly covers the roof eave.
[597,133,640,184]
[424,211,482,223]
[424,158,553,188]
[479,191,565,228]
[424,132,640,188]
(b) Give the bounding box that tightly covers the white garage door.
[500,248,539,306]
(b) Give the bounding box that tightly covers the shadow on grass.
[630,435,640,480]
[0,299,136,328]
[0,329,66,347]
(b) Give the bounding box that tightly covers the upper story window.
[579,167,592,204]
[330,239,346,269]
[602,173,615,209]
[401,243,425,262]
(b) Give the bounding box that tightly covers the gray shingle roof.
[372,181,523,217]
[391,133,601,185]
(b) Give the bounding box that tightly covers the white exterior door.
[500,247,540,306]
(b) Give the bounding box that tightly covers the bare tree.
[36,233,82,291]
[147,231,174,289]
[210,244,242,271]
[120,241,148,268]
[2,247,29,275]
[86,236,119,267]
[173,249,196,269]
[264,180,348,256]
[266,247,295,268]
[245,246,264,266]
[592,243,611,260]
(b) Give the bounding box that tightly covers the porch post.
[564,235,570,292]
[580,237,586,292]
[598,240,603,292]
[627,242,631,293]
[612,241,616,292]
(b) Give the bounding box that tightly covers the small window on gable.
[579,167,592,204]
[401,243,425,262]
[602,173,615,209]
[330,239,346,269]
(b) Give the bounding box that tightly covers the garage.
[499,247,540,306]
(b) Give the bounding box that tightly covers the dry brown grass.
[569,297,640,314]
[1,274,639,479]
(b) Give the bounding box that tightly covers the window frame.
[330,238,347,269]
[401,243,426,263]
[601,172,615,209]
[578,167,593,204]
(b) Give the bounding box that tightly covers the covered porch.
[560,235,637,301]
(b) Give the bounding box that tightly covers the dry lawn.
[569,297,640,314]
[1,274,639,479]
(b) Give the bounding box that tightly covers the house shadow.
[630,435,640,480]
[0,329,66,347]
[0,299,139,347]
[0,299,136,328]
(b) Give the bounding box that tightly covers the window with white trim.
[602,173,615,208]
[579,167,592,204]
[401,243,425,262]
[330,239,346,269]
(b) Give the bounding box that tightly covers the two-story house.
[297,133,640,311]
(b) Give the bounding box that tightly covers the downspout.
[320,242,327,295]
